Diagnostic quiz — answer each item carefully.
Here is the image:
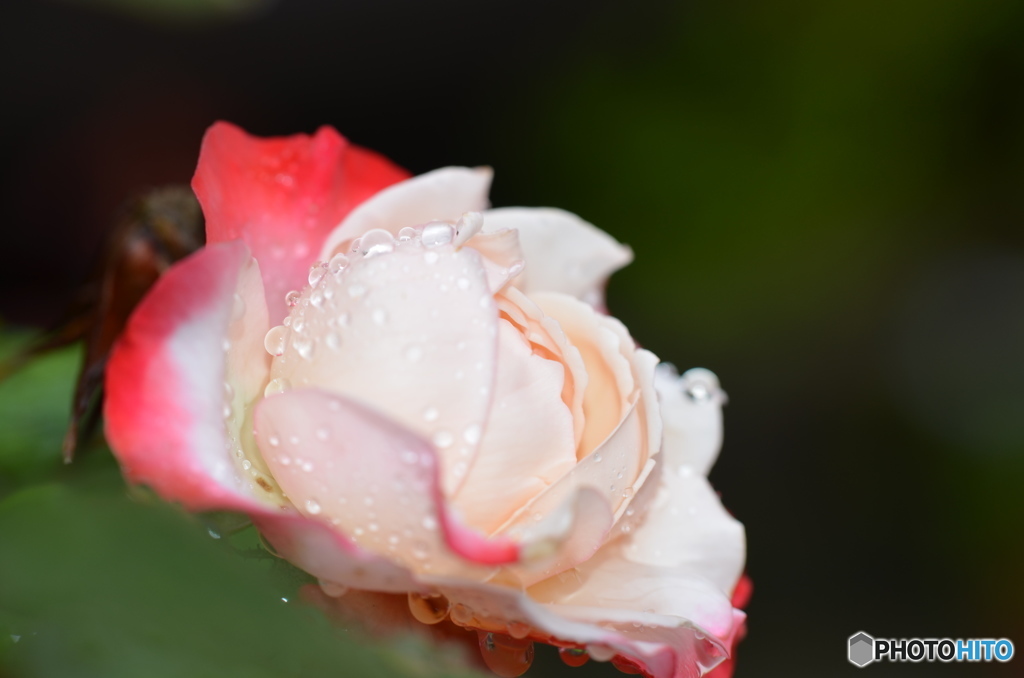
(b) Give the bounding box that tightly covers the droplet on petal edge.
[407,592,450,625]
[559,647,590,667]
[477,632,535,678]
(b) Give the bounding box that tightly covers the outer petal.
[104,240,427,593]
[193,122,409,325]
[318,167,493,261]
[655,365,727,476]
[105,240,268,506]
[423,574,737,678]
[482,208,633,308]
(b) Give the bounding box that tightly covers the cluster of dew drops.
[402,591,643,677]
[261,218,477,397]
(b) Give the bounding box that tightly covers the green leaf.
[0,333,80,493]
[0,476,483,678]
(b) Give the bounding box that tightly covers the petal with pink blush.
[481,208,632,308]
[318,167,493,261]
[268,244,498,496]
[452,320,577,534]
[422,574,736,678]
[655,364,726,476]
[193,122,409,325]
[105,240,270,508]
[255,389,518,575]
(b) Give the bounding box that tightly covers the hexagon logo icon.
[849,632,875,667]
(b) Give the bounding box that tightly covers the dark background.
[2,0,1023,676]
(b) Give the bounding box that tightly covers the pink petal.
[481,208,633,308]
[105,239,422,592]
[318,167,493,261]
[105,240,267,508]
[451,320,578,534]
[267,242,499,496]
[193,122,409,325]
[254,389,519,571]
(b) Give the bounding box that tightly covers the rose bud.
[105,122,747,678]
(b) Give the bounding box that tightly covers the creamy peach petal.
[532,292,635,460]
[453,321,577,534]
[481,207,632,307]
[319,167,492,261]
[268,243,498,495]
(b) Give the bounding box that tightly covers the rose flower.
[104,123,747,678]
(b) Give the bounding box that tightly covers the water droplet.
[285,290,301,307]
[328,253,350,275]
[456,277,470,291]
[422,406,439,422]
[412,540,430,560]
[308,265,326,286]
[422,515,438,530]
[264,378,289,396]
[424,250,440,265]
[347,284,366,298]
[222,404,232,419]
[325,332,341,350]
[268,434,280,447]
[264,325,289,356]
[319,580,349,597]
[408,592,450,624]
[368,522,379,532]
[372,308,388,325]
[241,459,251,471]
[421,222,454,247]
[622,487,634,498]
[398,226,418,241]
[305,498,321,514]
[405,345,423,362]
[559,648,590,667]
[359,228,396,257]
[310,289,324,308]
[208,528,221,539]
[685,380,711,402]
[315,427,329,441]
[452,460,468,478]
[463,424,482,445]
[293,336,314,360]
[401,449,419,465]
[594,452,603,463]
[507,622,531,639]
[588,645,616,662]
[338,312,350,326]
[478,632,535,678]
[432,430,453,449]
[611,656,642,674]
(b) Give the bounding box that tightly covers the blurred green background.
[2,0,1023,676]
